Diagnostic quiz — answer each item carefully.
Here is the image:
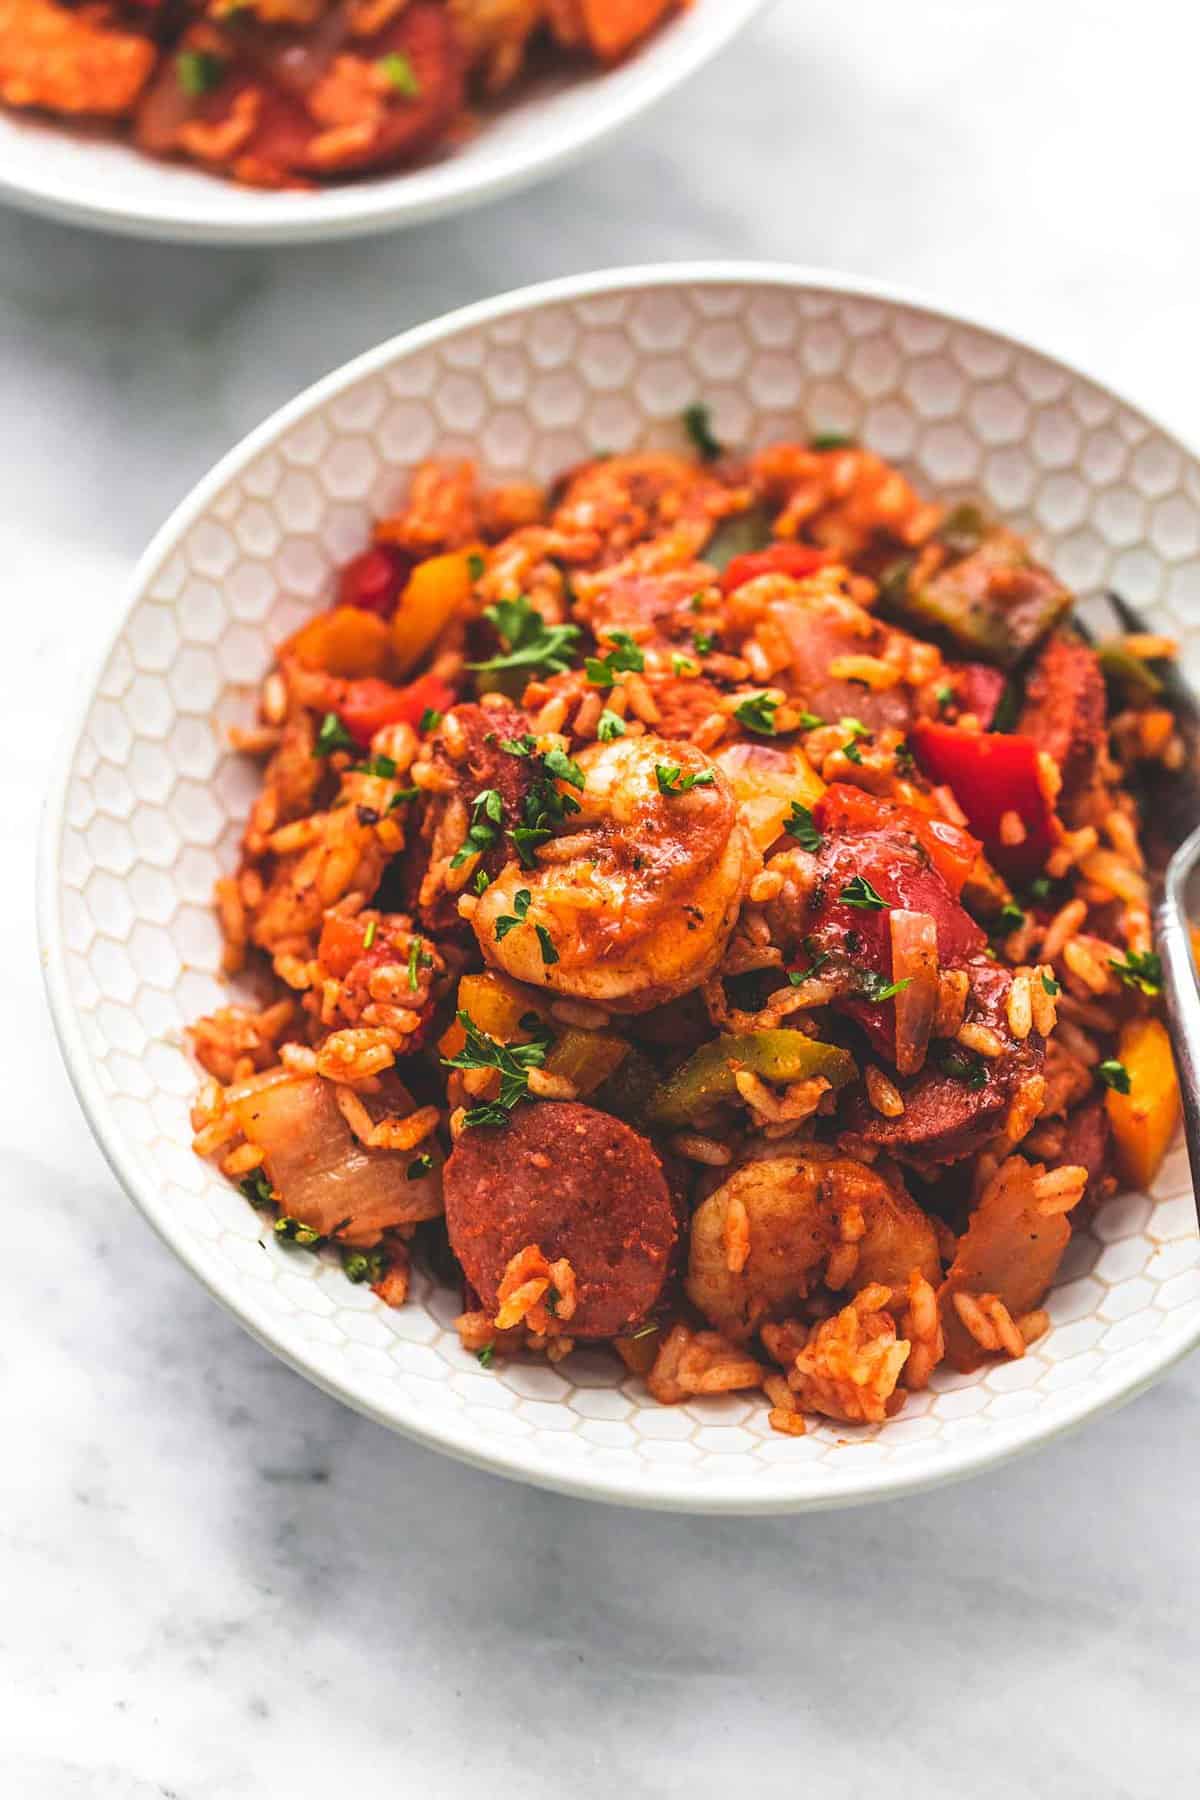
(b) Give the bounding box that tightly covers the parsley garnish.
[500,734,538,757]
[1108,950,1163,996]
[1098,1059,1132,1094]
[840,717,871,740]
[597,709,625,742]
[843,741,864,765]
[535,924,559,966]
[939,1047,987,1090]
[442,1010,548,1122]
[176,49,225,97]
[810,432,854,451]
[683,402,723,462]
[377,50,420,94]
[342,1247,385,1285]
[419,707,443,733]
[387,786,419,811]
[543,746,584,788]
[362,918,378,951]
[734,692,779,736]
[655,763,716,796]
[786,803,822,852]
[692,632,715,655]
[473,867,492,895]
[407,935,431,989]
[839,874,887,910]
[240,1168,275,1207]
[406,1153,433,1180]
[314,712,355,758]
[353,752,397,778]
[470,595,580,677]
[999,902,1026,930]
[477,1343,496,1368]
[494,889,532,941]
[467,551,486,580]
[788,940,831,986]
[672,653,699,677]
[1030,876,1052,900]
[796,710,824,730]
[450,788,503,868]
[585,630,644,689]
[934,683,954,713]
[857,971,913,1003]
[274,1216,323,1247]
[1041,971,1061,996]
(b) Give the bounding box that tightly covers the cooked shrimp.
[687,1151,940,1341]
[472,733,755,1013]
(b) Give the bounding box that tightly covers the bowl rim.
[39,260,1200,1512]
[0,0,771,246]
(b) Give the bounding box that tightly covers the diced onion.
[890,909,939,1076]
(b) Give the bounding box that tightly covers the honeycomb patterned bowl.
[0,0,768,245]
[39,267,1200,1512]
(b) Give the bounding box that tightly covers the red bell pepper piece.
[720,542,831,594]
[815,783,981,897]
[337,544,412,618]
[909,720,1057,880]
[338,672,455,748]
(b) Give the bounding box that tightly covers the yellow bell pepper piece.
[1105,1016,1181,1191]
[391,548,482,678]
[285,605,391,678]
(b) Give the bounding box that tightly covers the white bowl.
[40,265,1200,1512]
[0,0,767,245]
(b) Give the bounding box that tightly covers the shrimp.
[687,1151,941,1341]
[471,733,755,1013]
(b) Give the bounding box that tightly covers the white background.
[4,1,1199,1792]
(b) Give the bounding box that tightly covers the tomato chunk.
[338,545,413,618]
[720,543,831,594]
[815,783,981,898]
[338,672,455,747]
[909,720,1057,880]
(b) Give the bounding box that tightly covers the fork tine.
[1156,823,1200,1212]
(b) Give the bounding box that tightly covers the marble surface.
[5,0,1200,1792]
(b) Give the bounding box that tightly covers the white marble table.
[5,1,1200,1792]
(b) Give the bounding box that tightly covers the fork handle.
[1155,822,1200,1207]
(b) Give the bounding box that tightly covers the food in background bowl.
[0,0,680,187]
[187,422,1183,1439]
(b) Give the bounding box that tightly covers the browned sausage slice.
[443,1101,677,1338]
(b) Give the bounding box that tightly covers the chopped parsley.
[939,1047,987,1090]
[843,741,864,765]
[785,803,823,852]
[376,50,421,94]
[839,874,888,911]
[176,49,225,97]
[1041,971,1061,996]
[341,1247,385,1285]
[596,709,626,742]
[857,971,913,1003]
[450,787,504,868]
[467,552,486,580]
[362,918,378,951]
[683,401,723,462]
[353,752,397,778]
[1108,949,1163,996]
[999,902,1027,930]
[672,653,699,677]
[1098,1059,1132,1094]
[419,706,443,733]
[1029,876,1052,900]
[387,786,419,811]
[274,1216,323,1247]
[655,762,716,796]
[935,684,954,713]
[535,924,559,966]
[788,939,831,986]
[470,594,581,678]
[494,888,532,941]
[473,867,491,895]
[443,1009,549,1124]
[796,710,824,730]
[239,1168,275,1207]
[692,632,715,655]
[406,1153,434,1180]
[585,630,645,689]
[407,935,432,989]
[477,1343,496,1368]
[314,712,355,758]
[543,746,584,789]
[810,432,854,451]
[840,716,871,740]
[734,692,780,736]
[500,733,539,757]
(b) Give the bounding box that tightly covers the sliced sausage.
[1058,1095,1114,1209]
[442,1101,677,1338]
[1018,634,1106,815]
[847,961,1045,1170]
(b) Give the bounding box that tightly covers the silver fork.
[1087,591,1200,1196]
